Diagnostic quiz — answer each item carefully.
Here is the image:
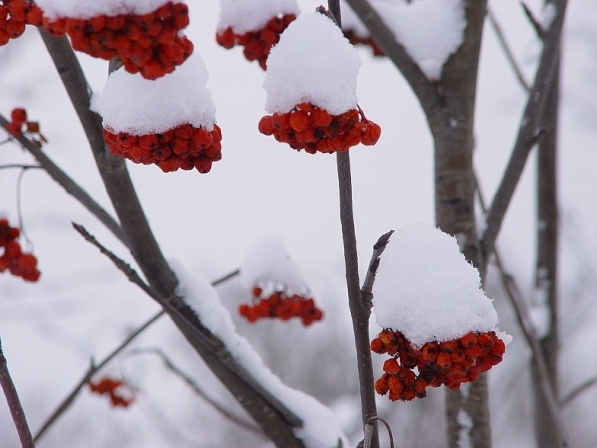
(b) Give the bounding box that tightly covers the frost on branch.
[373,0,466,80]
[173,262,346,447]
[371,224,508,401]
[100,54,222,173]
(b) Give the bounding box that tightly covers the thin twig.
[361,230,394,312]
[0,164,41,170]
[363,417,394,448]
[126,347,263,436]
[0,339,35,448]
[561,376,597,408]
[487,7,531,92]
[521,1,546,39]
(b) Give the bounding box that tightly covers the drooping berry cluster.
[216,14,296,70]
[88,377,135,408]
[371,329,505,401]
[0,0,43,46]
[102,123,222,173]
[0,219,40,282]
[258,103,381,154]
[42,2,193,80]
[343,30,384,57]
[239,286,323,326]
[4,107,47,145]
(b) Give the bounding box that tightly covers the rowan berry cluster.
[103,123,222,173]
[239,287,323,326]
[5,107,46,145]
[216,14,296,70]
[88,377,135,408]
[371,329,505,401]
[0,0,43,46]
[343,30,384,57]
[0,219,40,282]
[258,103,381,154]
[42,2,193,80]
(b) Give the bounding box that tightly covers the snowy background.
[1,0,596,447]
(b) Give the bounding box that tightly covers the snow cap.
[35,0,172,20]
[218,0,300,34]
[373,223,499,348]
[264,12,361,115]
[101,53,216,135]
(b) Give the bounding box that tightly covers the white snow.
[173,261,348,448]
[35,0,171,20]
[217,0,300,34]
[373,223,499,348]
[373,0,466,80]
[264,12,361,115]
[240,237,308,295]
[100,54,217,135]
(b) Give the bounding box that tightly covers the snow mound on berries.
[373,223,499,348]
[218,0,300,34]
[264,13,361,115]
[240,238,308,294]
[173,262,348,448]
[373,0,466,79]
[100,54,216,135]
[35,0,171,20]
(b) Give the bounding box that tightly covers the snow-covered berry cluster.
[371,328,506,401]
[42,2,193,80]
[103,123,222,173]
[258,102,381,154]
[343,30,384,57]
[0,0,43,46]
[88,377,135,408]
[0,219,40,282]
[239,286,323,326]
[216,14,296,70]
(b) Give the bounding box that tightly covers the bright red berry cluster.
[42,2,193,80]
[103,123,222,173]
[216,14,296,70]
[0,0,43,46]
[258,103,381,154]
[343,30,384,57]
[0,219,40,282]
[88,377,135,408]
[5,107,46,145]
[239,286,323,326]
[371,329,505,401]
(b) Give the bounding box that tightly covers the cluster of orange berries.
[103,123,222,173]
[371,329,505,401]
[4,107,46,145]
[0,0,43,46]
[239,287,323,326]
[216,14,296,70]
[0,219,40,282]
[343,30,384,57]
[88,377,135,408]
[258,103,381,154]
[42,2,193,80]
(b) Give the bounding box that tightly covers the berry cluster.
[216,14,296,70]
[42,2,193,80]
[239,286,323,326]
[5,107,47,145]
[343,30,384,57]
[371,329,505,401]
[103,123,222,173]
[258,103,381,154]
[0,0,43,46]
[0,219,40,282]
[88,377,135,408]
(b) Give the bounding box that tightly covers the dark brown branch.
[0,114,128,248]
[127,347,263,436]
[0,339,35,448]
[521,2,546,39]
[361,230,394,311]
[481,0,568,263]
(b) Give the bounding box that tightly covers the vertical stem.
[0,339,35,448]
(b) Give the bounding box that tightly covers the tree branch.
[0,339,35,448]
[561,376,597,408]
[361,230,394,312]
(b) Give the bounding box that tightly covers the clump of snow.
[264,13,361,115]
[373,223,499,348]
[217,0,300,34]
[373,0,466,80]
[35,0,171,20]
[100,54,216,135]
[541,3,558,31]
[240,237,308,295]
[172,261,348,448]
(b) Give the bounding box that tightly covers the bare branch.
[127,347,263,436]
[363,417,394,448]
[0,339,35,448]
[481,0,568,263]
[0,164,41,170]
[521,2,546,39]
[361,230,394,311]
[561,376,597,408]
